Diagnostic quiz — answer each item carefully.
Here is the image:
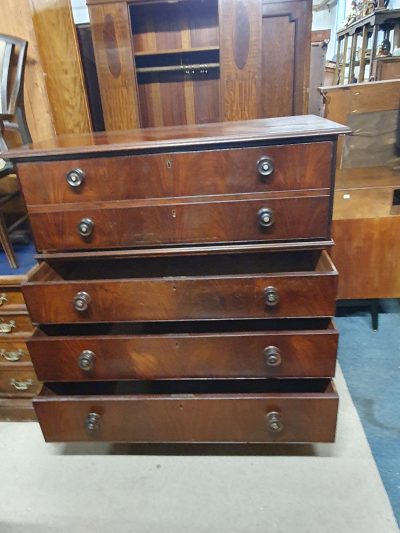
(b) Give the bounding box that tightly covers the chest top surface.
[5,116,350,162]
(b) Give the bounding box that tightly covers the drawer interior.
[36,317,335,337]
[29,250,336,282]
[40,378,336,397]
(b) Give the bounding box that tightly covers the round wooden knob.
[257,156,274,178]
[78,350,95,371]
[77,218,94,238]
[266,411,283,433]
[66,168,85,188]
[264,346,282,367]
[258,208,274,228]
[86,412,100,432]
[73,291,91,312]
[264,286,279,307]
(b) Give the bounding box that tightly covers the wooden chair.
[0,34,31,268]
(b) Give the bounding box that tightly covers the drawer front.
[0,315,34,335]
[0,366,41,395]
[24,274,338,324]
[0,290,26,310]
[29,195,330,251]
[34,386,338,443]
[0,340,30,364]
[18,142,333,205]
[28,328,338,381]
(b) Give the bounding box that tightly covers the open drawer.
[28,318,338,381]
[23,250,338,323]
[33,379,339,443]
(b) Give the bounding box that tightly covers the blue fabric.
[336,300,400,526]
[0,241,36,276]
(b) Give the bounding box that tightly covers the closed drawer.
[0,289,26,311]
[18,142,333,205]
[23,250,338,323]
[0,314,34,335]
[0,340,30,363]
[34,379,338,443]
[29,319,338,381]
[0,365,41,396]
[29,193,330,252]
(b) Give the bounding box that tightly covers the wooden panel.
[29,322,338,381]
[17,141,334,205]
[6,115,350,161]
[88,1,140,130]
[261,0,312,117]
[219,0,262,121]
[0,0,55,142]
[0,397,36,421]
[23,252,338,323]
[31,0,92,135]
[28,194,331,251]
[34,380,338,443]
[333,188,396,220]
[332,217,400,299]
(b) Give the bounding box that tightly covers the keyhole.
[166,159,172,169]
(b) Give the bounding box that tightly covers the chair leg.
[0,211,17,268]
[371,299,379,331]
[15,106,32,145]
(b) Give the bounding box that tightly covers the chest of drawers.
[7,115,349,443]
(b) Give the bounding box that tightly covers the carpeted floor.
[336,300,400,527]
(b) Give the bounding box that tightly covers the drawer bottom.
[34,379,338,443]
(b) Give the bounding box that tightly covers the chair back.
[0,34,28,117]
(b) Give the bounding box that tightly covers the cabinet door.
[219,0,312,120]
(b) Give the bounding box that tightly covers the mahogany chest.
[6,116,350,443]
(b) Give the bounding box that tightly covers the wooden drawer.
[29,319,338,381]
[18,142,333,205]
[0,289,26,311]
[28,193,331,252]
[33,379,338,443]
[23,250,338,323]
[0,339,30,364]
[0,365,41,396]
[0,314,34,335]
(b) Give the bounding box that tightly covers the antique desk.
[7,116,349,443]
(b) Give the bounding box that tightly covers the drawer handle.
[77,218,94,238]
[264,286,279,307]
[0,293,8,306]
[264,346,282,367]
[258,207,274,228]
[266,411,283,433]
[10,378,32,391]
[86,412,101,433]
[0,348,25,362]
[73,291,91,312]
[78,350,96,371]
[0,320,16,334]
[66,168,85,188]
[257,156,274,178]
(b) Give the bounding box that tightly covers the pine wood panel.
[31,0,92,135]
[88,1,141,130]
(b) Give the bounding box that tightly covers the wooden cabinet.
[87,0,312,131]
[8,115,349,443]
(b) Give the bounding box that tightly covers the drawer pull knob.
[0,320,16,334]
[73,291,91,312]
[266,411,283,433]
[257,156,274,178]
[264,346,282,367]
[10,378,32,391]
[78,350,95,371]
[258,207,274,228]
[0,348,25,362]
[86,412,100,433]
[264,286,279,307]
[0,293,8,306]
[77,218,94,238]
[66,168,85,188]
